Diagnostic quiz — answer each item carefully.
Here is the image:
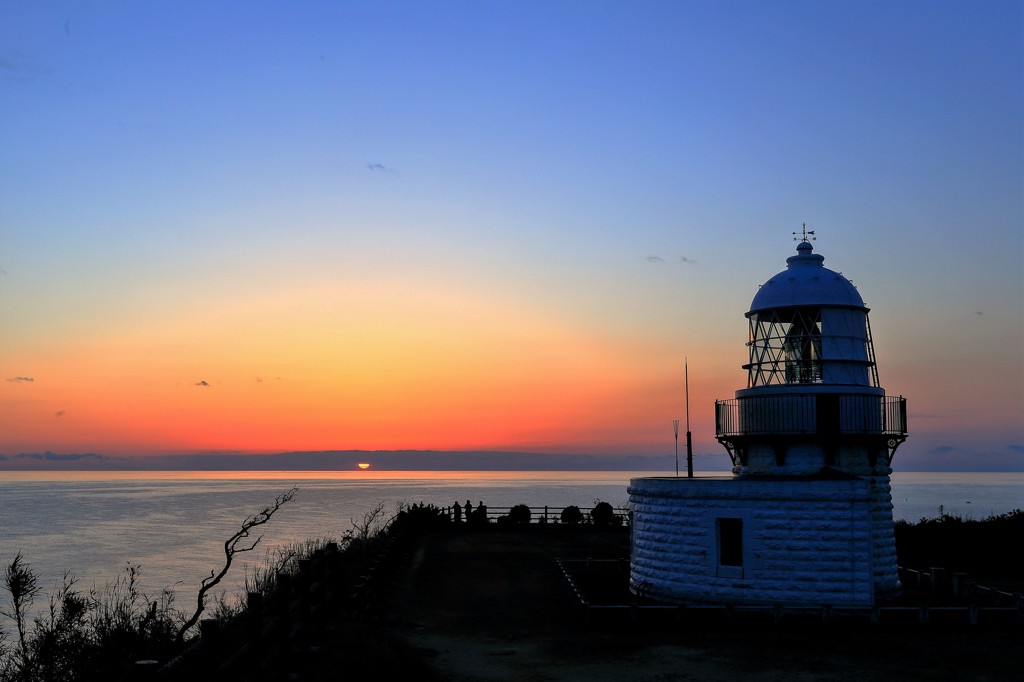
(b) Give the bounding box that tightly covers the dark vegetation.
[2,554,181,681]
[506,503,531,524]
[1,502,1019,681]
[0,489,301,682]
[560,504,583,525]
[589,500,620,527]
[895,508,1023,590]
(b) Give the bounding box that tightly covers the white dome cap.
[749,241,865,313]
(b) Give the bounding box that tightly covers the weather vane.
[792,222,815,242]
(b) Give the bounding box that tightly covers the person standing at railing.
[453,500,462,522]
[466,500,487,525]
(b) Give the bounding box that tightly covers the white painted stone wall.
[731,442,902,599]
[866,471,901,597]
[629,476,880,607]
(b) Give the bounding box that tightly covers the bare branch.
[177,487,297,642]
[349,501,390,541]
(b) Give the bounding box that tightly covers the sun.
[357,462,371,470]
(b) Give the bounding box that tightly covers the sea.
[0,470,1020,618]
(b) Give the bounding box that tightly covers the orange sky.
[2,3,1021,471]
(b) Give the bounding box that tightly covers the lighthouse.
[629,231,907,607]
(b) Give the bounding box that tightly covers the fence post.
[951,572,971,597]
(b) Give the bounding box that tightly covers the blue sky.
[1,1,1022,470]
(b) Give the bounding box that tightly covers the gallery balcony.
[715,394,907,439]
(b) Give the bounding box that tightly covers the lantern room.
[743,238,878,390]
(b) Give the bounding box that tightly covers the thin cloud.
[0,53,26,71]
[366,162,394,172]
[0,51,50,82]
[646,255,697,265]
[6,376,33,383]
[195,380,210,387]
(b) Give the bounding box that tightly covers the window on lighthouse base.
[717,518,744,578]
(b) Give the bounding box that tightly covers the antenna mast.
[685,358,693,478]
[672,418,680,477]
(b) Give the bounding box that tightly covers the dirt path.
[385,527,1022,682]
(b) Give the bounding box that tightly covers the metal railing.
[443,504,630,526]
[715,394,907,438]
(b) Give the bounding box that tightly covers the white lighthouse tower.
[629,231,907,607]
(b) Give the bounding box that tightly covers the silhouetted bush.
[560,505,583,525]
[508,504,531,524]
[590,501,616,527]
[390,502,451,534]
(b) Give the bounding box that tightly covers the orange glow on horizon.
[0,279,738,457]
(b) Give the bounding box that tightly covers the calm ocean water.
[0,470,1020,616]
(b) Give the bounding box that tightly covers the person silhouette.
[465,500,473,518]
[453,500,462,522]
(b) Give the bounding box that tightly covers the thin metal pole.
[686,358,693,478]
[673,418,680,477]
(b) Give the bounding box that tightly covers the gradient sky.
[2,1,1021,471]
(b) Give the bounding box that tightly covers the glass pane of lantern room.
[783,307,821,384]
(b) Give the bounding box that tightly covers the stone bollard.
[270,573,292,618]
[276,572,291,594]
[200,618,221,642]
[246,591,265,639]
[930,567,947,592]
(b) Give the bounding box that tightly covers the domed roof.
[749,241,865,312]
